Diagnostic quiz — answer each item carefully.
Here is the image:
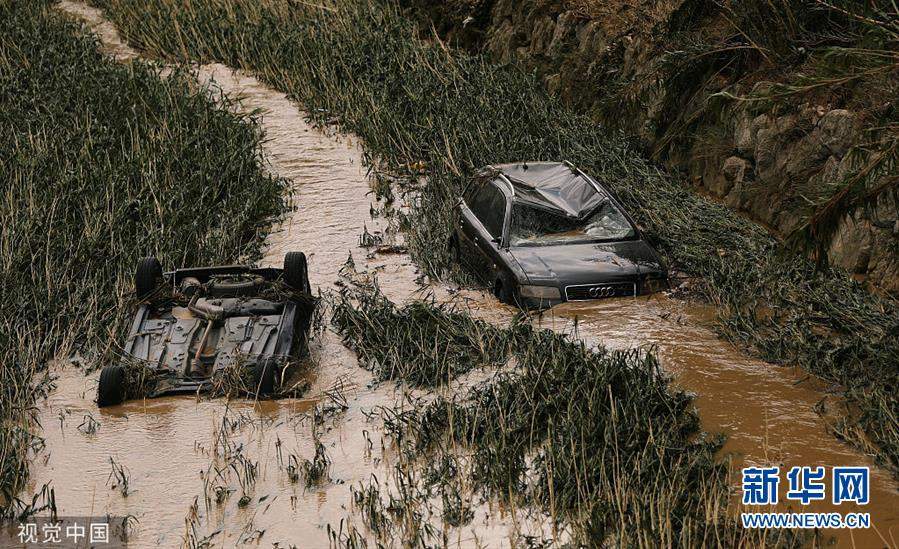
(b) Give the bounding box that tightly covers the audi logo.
[588,286,615,298]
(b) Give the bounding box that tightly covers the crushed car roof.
[490,162,607,219]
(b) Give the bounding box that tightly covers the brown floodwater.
[24,3,899,547]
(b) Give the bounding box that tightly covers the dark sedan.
[449,161,667,308]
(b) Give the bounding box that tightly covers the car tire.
[252,359,278,397]
[495,277,517,306]
[284,252,311,294]
[208,277,263,297]
[448,233,461,263]
[135,257,162,300]
[98,364,126,407]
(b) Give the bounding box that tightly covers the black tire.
[98,364,126,407]
[252,359,278,397]
[448,233,462,265]
[284,252,311,294]
[135,256,162,300]
[207,277,263,297]
[495,277,516,306]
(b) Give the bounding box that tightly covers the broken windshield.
[509,200,635,246]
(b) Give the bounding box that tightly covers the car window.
[509,200,635,246]
[467,181,507,239]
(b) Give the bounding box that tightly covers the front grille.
[565,281,637,301]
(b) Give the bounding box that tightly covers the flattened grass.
[0,0,285,511]
[331,280,510,386]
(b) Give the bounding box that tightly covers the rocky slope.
[405,0,899,292]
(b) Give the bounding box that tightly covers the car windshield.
[509,200,635,246]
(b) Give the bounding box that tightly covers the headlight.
[519,285,561,300]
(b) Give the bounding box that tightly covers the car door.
[459,180,509,282]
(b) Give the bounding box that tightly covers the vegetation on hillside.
[631,0,897,260]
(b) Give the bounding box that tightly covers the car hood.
[509,240,666,285]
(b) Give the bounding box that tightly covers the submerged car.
[450,161,667,308]
[97,253,315,407]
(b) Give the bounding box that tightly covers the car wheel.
[98,364,126,407]
[208,276,263,297]
[135,257,162,300]
[495,277,517,306]
[252,359,278,397]
[448,233,461,263]
[284,252,311,294]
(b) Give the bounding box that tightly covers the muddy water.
[28,3,899,547]
[540,297,898,544]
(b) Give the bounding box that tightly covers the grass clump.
[0,0,286,511]
[91,0,898,473]
[331,280,510,387]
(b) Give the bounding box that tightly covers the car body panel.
[510,240,665,285]
[458,180,513,283]
[119,266,313,398]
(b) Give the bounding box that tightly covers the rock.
[828,214,872,274]
[749,114,777,172]
[775,113,798,133]
[490,0,517,21]
[547,11,577,58]
[577,20,603,54]
[724,179,742,209]
[818,155,841,185]
[723,156,747,182]
[750,113,771,137]
[816,109,856,157]
[486,19,517,62]
[779,110,855,179]
[734,113,755,155]
[712,156,748,197]
[754,126,779,172]
[529,15,556,54]
[544,73,561,95]
[783,133,829,179]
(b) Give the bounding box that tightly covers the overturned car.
[450,161,667,309]
[97,253,315,407]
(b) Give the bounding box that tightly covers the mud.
[23,3,899,547]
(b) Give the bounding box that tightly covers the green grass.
[0,0,286,514]
[331,279,510,386]
[89,0,899,476]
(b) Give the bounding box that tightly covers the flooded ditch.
[21,3,899,546]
